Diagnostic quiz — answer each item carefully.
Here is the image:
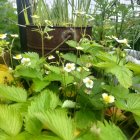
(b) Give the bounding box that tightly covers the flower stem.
[41,33,44,57]
[130,127,140,140]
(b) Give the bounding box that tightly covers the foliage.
[0,0,18,34]
[0,1,140,139]
[23,0,93,27]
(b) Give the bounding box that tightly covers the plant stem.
[41,33,44,57]
[130,127,140,140]
[45,35,71,57]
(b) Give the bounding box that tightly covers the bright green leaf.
[0,85,27,102]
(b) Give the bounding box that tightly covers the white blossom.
[48,55,55,60]
[112,36,130,48]
[21,58,31,66]
[64,63,75,72]
[83,77,94,89]
[102,93,115,104]
[62,100,76,108]
[13,54,22,60]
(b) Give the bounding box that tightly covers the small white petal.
[21,58,31,66]
[83,77,94,89]
[64,63,75,72]
[62,100,76,108]
[13,54,22,60]
[109,95,115,103]
[48,55,55,60]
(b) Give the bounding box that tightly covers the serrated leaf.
[95,62,132,88]
[116,94,140,116]
[0,85,27,102]
[35,109,74,140]
[25,90,61,135]
[95,121,127,140]
[75,110,96,129]
[66,40,77,48]
[0,105,23,136]
[133,114,140,127]
[15,66,43,79]
[62,53,81,65]
[44,64,62,74]
[28,90,61,114]
[126,63,140,74]
[32,78,50,92]
[102,85,129,99]
[24,115,43,135]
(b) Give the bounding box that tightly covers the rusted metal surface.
[26,25,92,54]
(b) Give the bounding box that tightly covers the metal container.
[26,25,92,55]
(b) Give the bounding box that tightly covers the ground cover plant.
[0,33,140,140]
[0,0,140,140]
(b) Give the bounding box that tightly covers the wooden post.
[16,0,32,51]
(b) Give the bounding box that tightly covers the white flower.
[64,63,75,72]
[112,36,130,48]
[48,55,55,60]
[0,34,7,39]
[10,34,18,38]
[83,77,94,89]
[102,93,115,104]
[21,58,31,66]
[13,54,22,60]
[62,100,76,108]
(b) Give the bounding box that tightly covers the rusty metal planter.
[26,25,92,55]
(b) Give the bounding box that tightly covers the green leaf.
[62,53,81,65]
[132,75,140,92]
[95,62,132,88]
[75,110,96,129]
[32,78,50,92]
[15,66,43,79]
[116,94,140,116]
[0,105,23,136]
[126,63,140,74]
[24,115,43,135]
[133,114,140,127]
[95,121,127,140]
[28,90,61,113]
[35,109,74,140]
[102,85,129,99]
[25,90,61,135]
[66,40,77,48]
[0,85,27,102]
[11,102,30,117]
[44,64,62,74]
[110,66,132,89]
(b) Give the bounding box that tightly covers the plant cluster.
[0,35,140,139]
[24,0,93,27]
